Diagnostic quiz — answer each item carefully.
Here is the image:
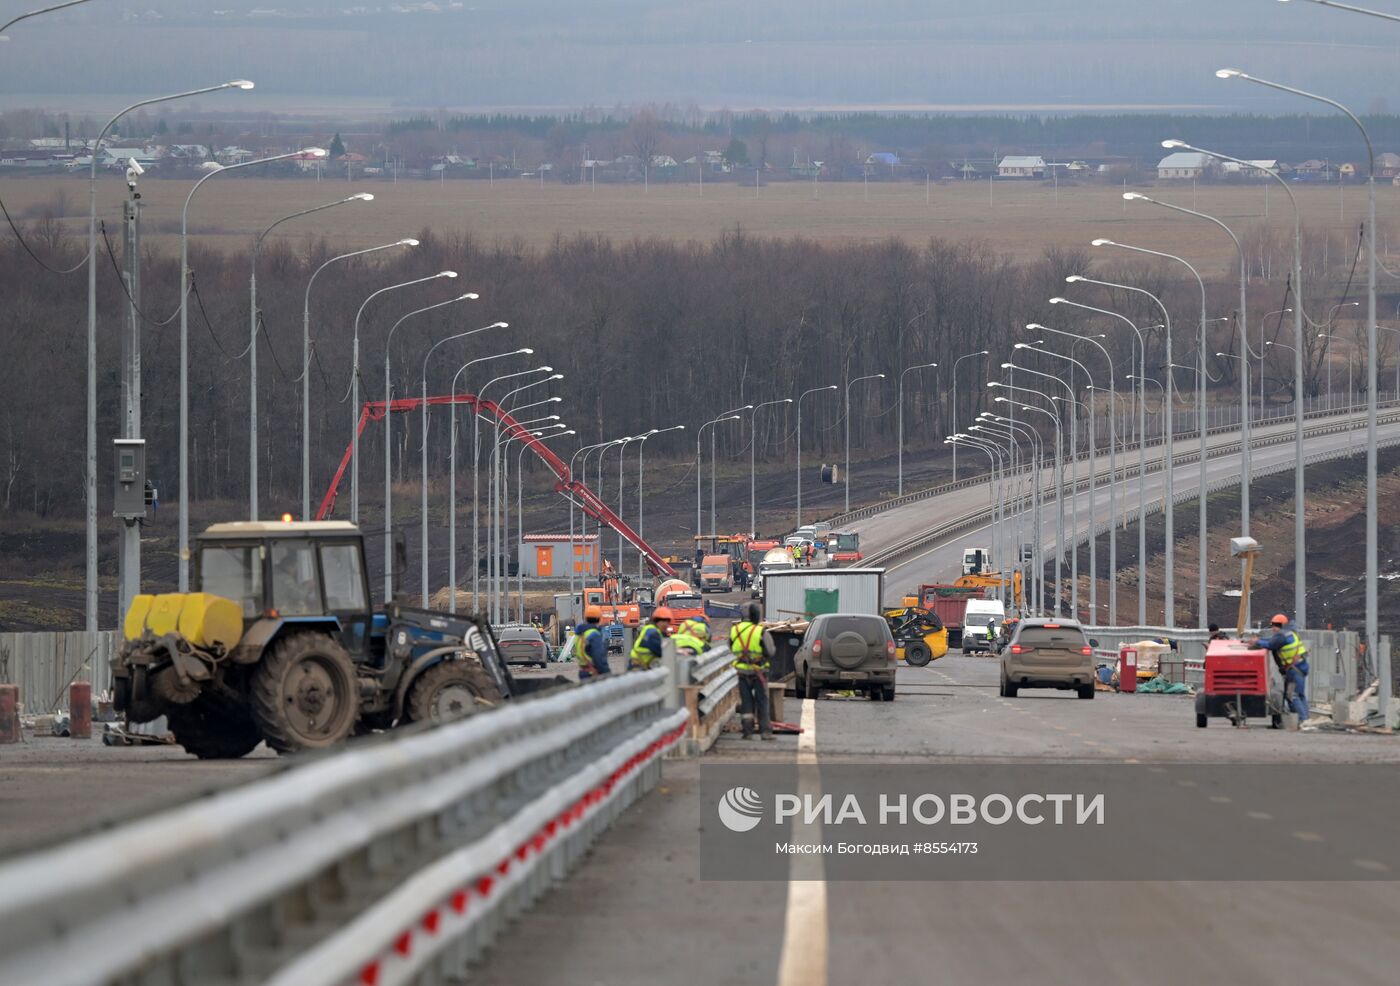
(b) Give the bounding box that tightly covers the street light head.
[492,321,509,329]
[1026,322,1045,330]
[399,238,420,246]
[352,192,375,201]
[987,381,1001,388]
[549,373,564,381]
[538,365,553,372]
[1215,68,1243,79]
[1090,238,1113,247]
[561,430,577,437]
[1065,275,1084,283]
[1123,192,1146,201]
[1000,362,1014,369]
[1013,343,1030,349]
[228,80,256,90]
[301,147,329,158]
[458,293,479,301]
[994,396,1009,403]
[1048,297,1065,305]
[438,270,458,278]
[518,347,534,355]
[724,415,742,422]
[1161,139,1187,149]
[1214,352,1228,357]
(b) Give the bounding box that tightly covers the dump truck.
[113,520,561,759]
[917,583,988,649]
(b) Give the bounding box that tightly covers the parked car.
[497,624,550,668]
[999,618,1097,699]
[792,613,897,701]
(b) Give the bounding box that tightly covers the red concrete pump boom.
[316,393,676,577]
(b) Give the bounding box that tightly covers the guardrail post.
[0,684,18,744]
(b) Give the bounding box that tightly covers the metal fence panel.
[0,631,118,713]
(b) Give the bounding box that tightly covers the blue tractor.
[113,520,562,758]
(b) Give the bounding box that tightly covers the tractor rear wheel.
[251,632,359,754]
[167,696,263,759]
[406,660,497,725]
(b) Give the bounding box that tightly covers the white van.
[962,598,1006,654]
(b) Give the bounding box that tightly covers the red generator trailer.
[1194,639,1282,728]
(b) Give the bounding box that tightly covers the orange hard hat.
[652,607,675,622]
[1271,613,1289,626]
[584,605,602,621]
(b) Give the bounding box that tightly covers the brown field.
[3,173,1398,274]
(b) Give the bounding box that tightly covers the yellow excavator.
[882,601,949,667]
[950,570,1023,610]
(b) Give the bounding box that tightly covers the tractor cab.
[194,520,384,666]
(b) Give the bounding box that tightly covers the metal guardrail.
[670,642,739,756]
[0,670,686,986]
[862,406,1400,574]
[818,400,1400,531]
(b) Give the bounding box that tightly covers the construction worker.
[1254,613,1309,720]
[629,606,673,670]
[1208,623,1229,641]
[673,613,710,655]
[729,602,775,740]
[573,605,609,680]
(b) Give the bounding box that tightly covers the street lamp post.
[637,426,685,576]
[796,385,838,526]
[1090,238,1221,628]
[1049,296,1148,624]
[83,80,256,617]
[249,192,374,519]
[446,351,538,613]
[1067,274,1177,625]
[898,362,938,496]
[180,141,325,591]
[844,374,884,511]
[983,414,1046,613]
[302,238,419,519]
[991,384,1065,611]
[749,399,792,534]
[950,351,990,481]
[474,366,547,610]
[382,298,483,600]
[516,430,575,620]
[490,373,557,621]
[347,270,457,524]
[714,404,753,535]
[568,438,618,601]
[696,415,742,541]
[0,0,96,37]
[1016,343,1099,623]
[1030,323,1119,625]
[421,340,528,607]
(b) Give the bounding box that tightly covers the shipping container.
[763,568,884,623]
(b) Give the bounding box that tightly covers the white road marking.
[1352,858,1390,872]
[1247,811,1273,821]
[1293,831,1324,842]
[777,698,827,986]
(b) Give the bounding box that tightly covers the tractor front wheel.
[251,632,359,754]
[167,695,263,759]
[904,641,932,667]
[406,660,497,725]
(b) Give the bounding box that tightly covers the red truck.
[917,584,987,649]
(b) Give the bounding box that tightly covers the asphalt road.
[473,655,1400,986]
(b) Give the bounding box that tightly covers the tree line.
[0,215,1385,522]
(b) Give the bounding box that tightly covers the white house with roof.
[997,155,1045,178]
[1220,159,1279,180]
[98,146,159,170]
[1157,152,1210,180]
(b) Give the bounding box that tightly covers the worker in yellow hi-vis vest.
[729,602,775,740]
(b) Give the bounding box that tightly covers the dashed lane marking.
[776,698,827,986]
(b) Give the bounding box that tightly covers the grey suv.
[793,613,897,701]
[1000,619,1096,699]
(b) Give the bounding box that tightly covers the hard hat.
[584,605,602,621]
[652,607,674,621]
[692,613,709,624]
[1271,613,1289,626]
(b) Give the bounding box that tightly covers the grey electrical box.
[113,439,146,519]
[1020,542,1034,563]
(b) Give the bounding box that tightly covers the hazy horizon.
[1,1,1398,118]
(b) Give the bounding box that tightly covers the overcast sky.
[2,1,1398,116]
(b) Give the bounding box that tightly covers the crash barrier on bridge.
[0,669,688,986]
[666,641,739,756]
[1083,626,1390,717]
[0,630,117,714]
[821,399,1400,531]
[865,406,1400,576]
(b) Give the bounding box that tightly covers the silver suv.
[1000,619,1096,699]
[793,613,897,702]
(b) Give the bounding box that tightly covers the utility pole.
[118,171,144,621]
